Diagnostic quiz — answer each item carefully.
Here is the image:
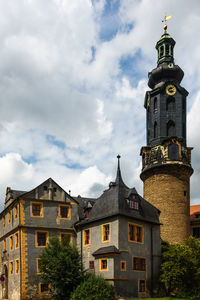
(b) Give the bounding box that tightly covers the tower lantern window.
[166,44,169,55]
[160,45,164,57]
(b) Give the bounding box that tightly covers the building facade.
[190,205,200,238]
[76,157,161,298]
[140,27,193,243]
[0,178,79,300]
[0,159,161,299]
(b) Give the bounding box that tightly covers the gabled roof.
[1,178,78,214]
[21,177,78,204]
[77,156,160,226]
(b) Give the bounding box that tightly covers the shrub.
[70,273,117,300]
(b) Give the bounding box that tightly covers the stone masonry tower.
[140,25,193,243]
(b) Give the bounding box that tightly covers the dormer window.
[129,200,139,210]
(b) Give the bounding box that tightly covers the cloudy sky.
[0,0,200,210]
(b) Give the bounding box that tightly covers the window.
[10,236,14,251]
[3,215,5,228]
[160,45,164,57]
[3,239,6,251]
[8,209,11,223]
[39,283,49,293]
[102,224,110,242]
[167,120,175,136]
[84,229,90,246]
[100,259,108,271]
[59,205,70,219]
[166,44,169,55]
[120,261,126,271]
[154,121,158,138]
[166,96,175,111]
[133,257,146,271]
[128,223,143,243]
[60,233,72,246]
[37,258,42,273]
[36,231,48,247]
[193,227,200,238]
[10,261,14,275]
[31,203,43,217]
[130,200,139,210]
[139,280,146,292]
[53,187,57,192]
[15,232,19,248]
[15,259,19,274]
[154,97,157,112]
[43,186,48,191]
[14,204,18,218]
[89,261,94,270]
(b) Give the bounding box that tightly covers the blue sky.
[0,0,200,211]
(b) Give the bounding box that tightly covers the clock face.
[166,84,176,96]
[168,63,174,68]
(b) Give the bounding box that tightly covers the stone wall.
[142,164,192,243]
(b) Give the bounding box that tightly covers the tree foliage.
[39,237,83,300]
[160,236,200,296]
[70,273,117,300]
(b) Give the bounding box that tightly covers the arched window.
[154,121,158,138]
[160,45,164,57]
[166,44,169,56]
[154,97,158,112]
[166,97,175,111]
[167,120,175,136]
[169,45,172,56]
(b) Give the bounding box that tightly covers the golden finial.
[162,14,172,33]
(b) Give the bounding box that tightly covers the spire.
[115,154,125,185]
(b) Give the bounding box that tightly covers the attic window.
[129,200,139,210]
[43,186,48,191]
[53,188,57,192]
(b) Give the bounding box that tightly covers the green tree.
[160,236,200,296]
[70,273,116,300]
[39,236,83,300]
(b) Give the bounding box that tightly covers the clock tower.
[140,27,193,243]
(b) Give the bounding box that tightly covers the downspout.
[150,226,154,296]
[80,228,83,272]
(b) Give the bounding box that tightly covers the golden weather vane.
[162,14,172,32]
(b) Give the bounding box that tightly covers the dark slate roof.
[11,190,27,199]
[77,157,160,226]
[73,196,96,220]
[92,246,120,256]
